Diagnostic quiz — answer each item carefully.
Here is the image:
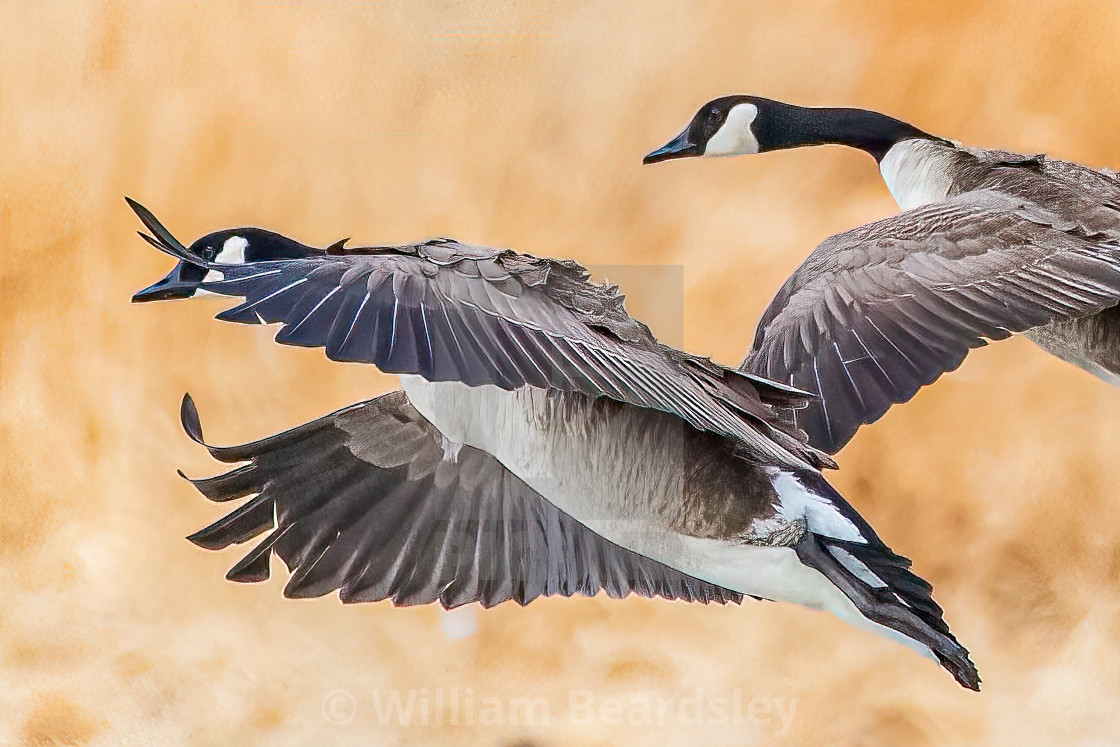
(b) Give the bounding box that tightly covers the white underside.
[400,376,935,660]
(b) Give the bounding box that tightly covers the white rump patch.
[704,103,760,157]
[767,468,865,542]
[215,235,249,264]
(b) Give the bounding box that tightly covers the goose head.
[131,229,321,302]
[644,96,762,163]
[644,96,938,164]
[128,199,324,302]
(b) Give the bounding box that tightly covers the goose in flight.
[645,96,1120,452]
[128,198,978,689]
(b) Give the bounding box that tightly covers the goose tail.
[783,469,980,690]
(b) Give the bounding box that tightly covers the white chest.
[879,139,955,211]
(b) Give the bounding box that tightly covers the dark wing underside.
[745,190,1120,452]
[127,200,827,469]
[180,391,744,607]
[189,239,822,468]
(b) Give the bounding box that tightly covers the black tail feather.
[791,470,979,690]
[796,533,979,691]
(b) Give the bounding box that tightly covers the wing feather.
[191,239,826,468]
[747,189,1120,452]
[175,392,747,608]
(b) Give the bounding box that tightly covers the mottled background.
[5,1,1120,744]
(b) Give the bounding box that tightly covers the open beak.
[643,128,701,164]
[125,197,198,262]
[132,261,202,302]
[127,197,209,302]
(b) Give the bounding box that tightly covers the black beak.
[132,262,202,303]
[124,196,198,263]
[643,128,701,164]
[128,196,210,302]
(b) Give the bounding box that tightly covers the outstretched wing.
[745,189,1120,452]
[180,391,745,607]
[195,239,821,469]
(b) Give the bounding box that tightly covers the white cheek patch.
[704,103,760,157]
[215,235,248,264]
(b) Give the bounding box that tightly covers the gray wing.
[198,239,822,469]
[745,189,1120,453]
[960,146,1120,211]
[180,391,745,606]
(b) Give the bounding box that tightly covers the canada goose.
[128,198,978,689]
[645,96,1120,452]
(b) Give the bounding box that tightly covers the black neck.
[751,100,941,162]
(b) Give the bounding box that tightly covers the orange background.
[5,1,1120,744]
